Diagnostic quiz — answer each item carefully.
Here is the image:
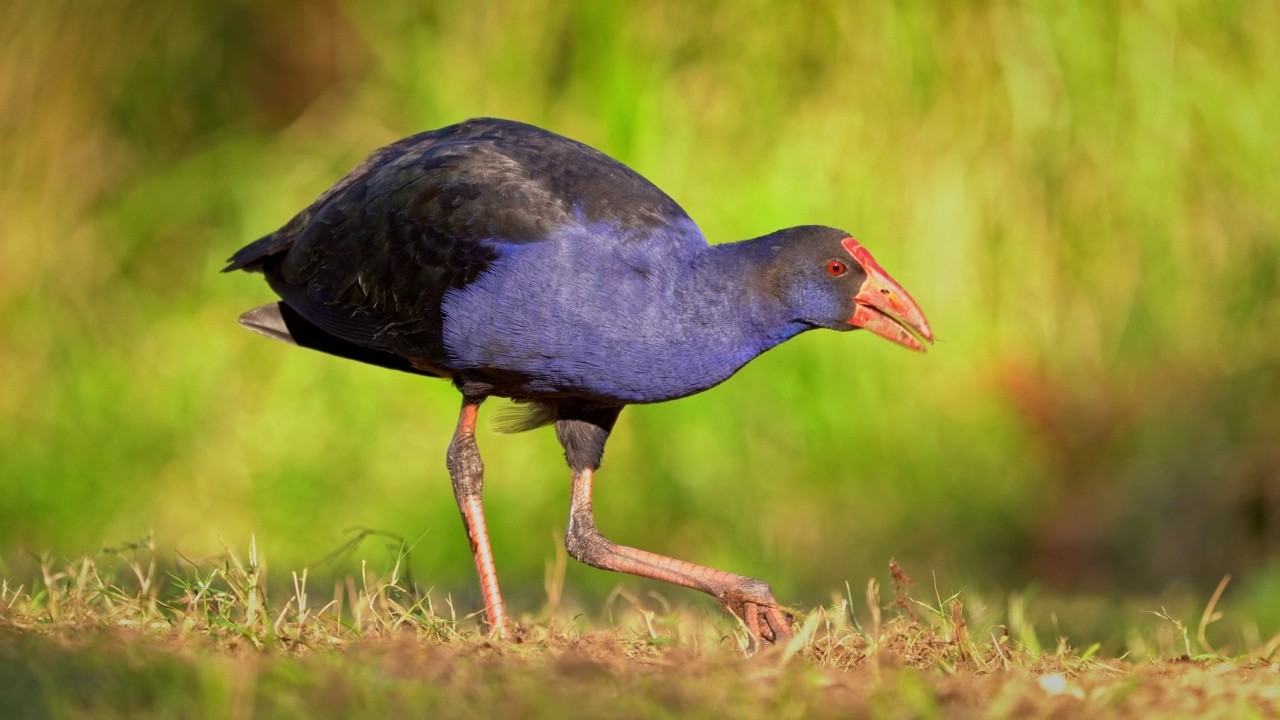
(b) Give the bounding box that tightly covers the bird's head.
[761,226,934,352]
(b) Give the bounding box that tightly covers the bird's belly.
[449,337,748,404]
[442,298,757,403]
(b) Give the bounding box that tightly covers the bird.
[225,117,933,651]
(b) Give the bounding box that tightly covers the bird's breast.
[438,239,762,403]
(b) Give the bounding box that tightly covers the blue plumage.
[441,218,811,403]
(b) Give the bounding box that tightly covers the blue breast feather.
[440,219,811,403]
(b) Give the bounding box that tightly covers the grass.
[3,542,1278,719]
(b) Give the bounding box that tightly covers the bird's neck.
[680,236,812,358]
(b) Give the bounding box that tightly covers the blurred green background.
[2,1,1278,639]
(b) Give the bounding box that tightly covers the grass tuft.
[3,542,1278,718]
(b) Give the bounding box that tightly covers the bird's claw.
[718,579,794,655]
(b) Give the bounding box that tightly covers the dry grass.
[2,541,1278,719]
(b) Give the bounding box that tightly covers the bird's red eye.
[827,260,847,276]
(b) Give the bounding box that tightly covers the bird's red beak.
[842,237,934,353]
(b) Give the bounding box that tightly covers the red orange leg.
[564,467,793,652]
[446,397,509,636]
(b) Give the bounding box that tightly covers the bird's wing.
[224,119,705,366]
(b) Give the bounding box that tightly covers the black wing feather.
[226,118,697,371]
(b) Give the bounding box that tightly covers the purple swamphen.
[225,118,933,650]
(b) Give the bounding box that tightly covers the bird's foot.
[717,578,794,655]
[486,616,513,641]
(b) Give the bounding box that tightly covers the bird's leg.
[555,411,792,652]
[563,463,794,653]
[555,412,793,653]
[446,396,509,637]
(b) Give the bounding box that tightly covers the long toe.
[762,604,794,643]
[718,580,795,654]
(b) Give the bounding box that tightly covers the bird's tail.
[223,232,292,273]
[237,302,436,377]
